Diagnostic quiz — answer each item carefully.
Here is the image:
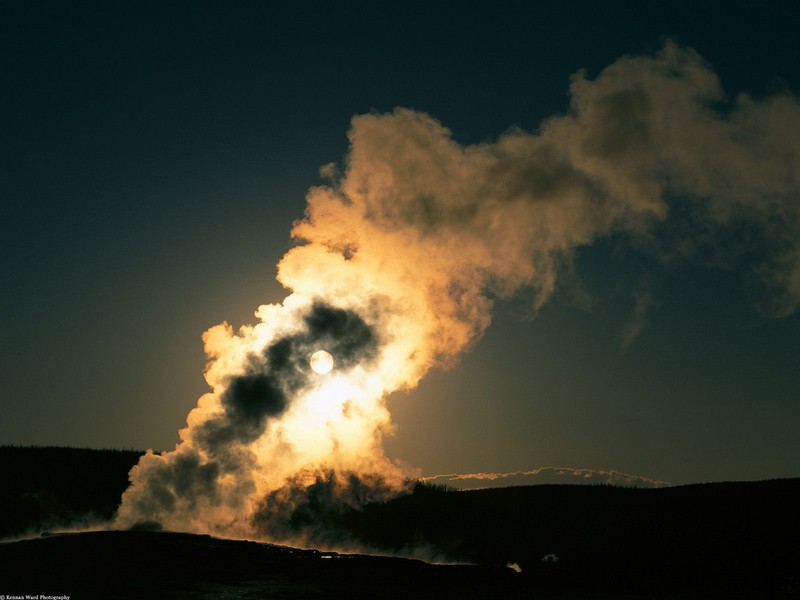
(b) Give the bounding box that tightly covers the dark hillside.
[0,445,142,538]
[339,480,800,597]
[0,530,527,599]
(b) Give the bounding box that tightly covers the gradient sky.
[3,1,799,485]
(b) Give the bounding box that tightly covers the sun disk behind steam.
[310,350,334,374]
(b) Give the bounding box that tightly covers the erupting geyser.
[310,350,334,374]
[115,42,800,547]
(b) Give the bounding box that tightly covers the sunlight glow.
[310,350,334,374]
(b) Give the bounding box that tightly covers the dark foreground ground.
[0,529,527,599]
[1,446,799,598]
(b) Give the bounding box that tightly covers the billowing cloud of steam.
[115,42,800,543]
[116,301,408,538]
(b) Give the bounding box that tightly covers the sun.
[309,350,334,374]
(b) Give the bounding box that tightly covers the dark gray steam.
[196,302,378,448]
[116,301,380,533]
[252,468,406,547]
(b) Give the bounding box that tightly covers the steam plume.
[115,42,800,542]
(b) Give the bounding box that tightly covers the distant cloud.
[621,282,653,350]
[422,467,671,489]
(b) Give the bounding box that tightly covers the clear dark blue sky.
[3,1,799,483]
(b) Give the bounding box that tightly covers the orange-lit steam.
[115,42,800,543]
